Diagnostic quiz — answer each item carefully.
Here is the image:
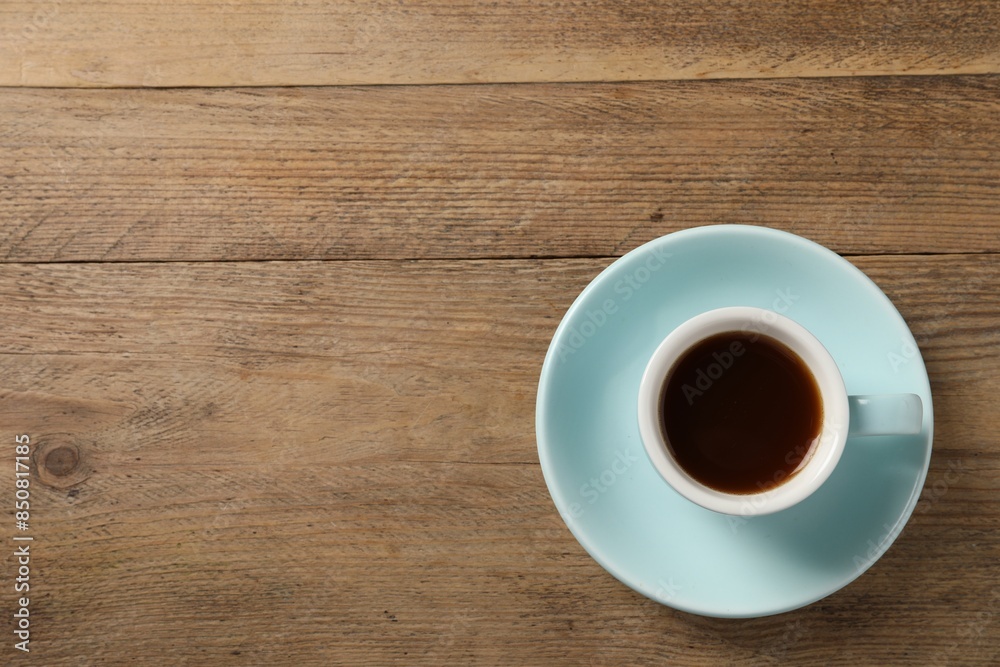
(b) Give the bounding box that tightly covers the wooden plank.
[0,254,997,664]
[2,76,999,262]
[0,0,998,87]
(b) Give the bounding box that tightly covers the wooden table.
[1,2,998,664]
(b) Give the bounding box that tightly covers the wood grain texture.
[2,76,999,262]
[1,0,999,87]
[2,2,998,664]
[0,254,997,665]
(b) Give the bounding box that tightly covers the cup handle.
[848,394,923,436]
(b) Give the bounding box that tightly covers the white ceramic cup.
[638,307,923,516]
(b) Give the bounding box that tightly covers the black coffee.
[660,331,823,494]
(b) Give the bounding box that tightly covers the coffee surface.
[660,331,823,494]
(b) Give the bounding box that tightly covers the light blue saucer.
[536,225,933,618]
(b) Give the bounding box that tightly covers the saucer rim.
[535,224,935,618]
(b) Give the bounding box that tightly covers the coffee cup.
[637,307,922,515]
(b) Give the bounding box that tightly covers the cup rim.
[637,306,849,516]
